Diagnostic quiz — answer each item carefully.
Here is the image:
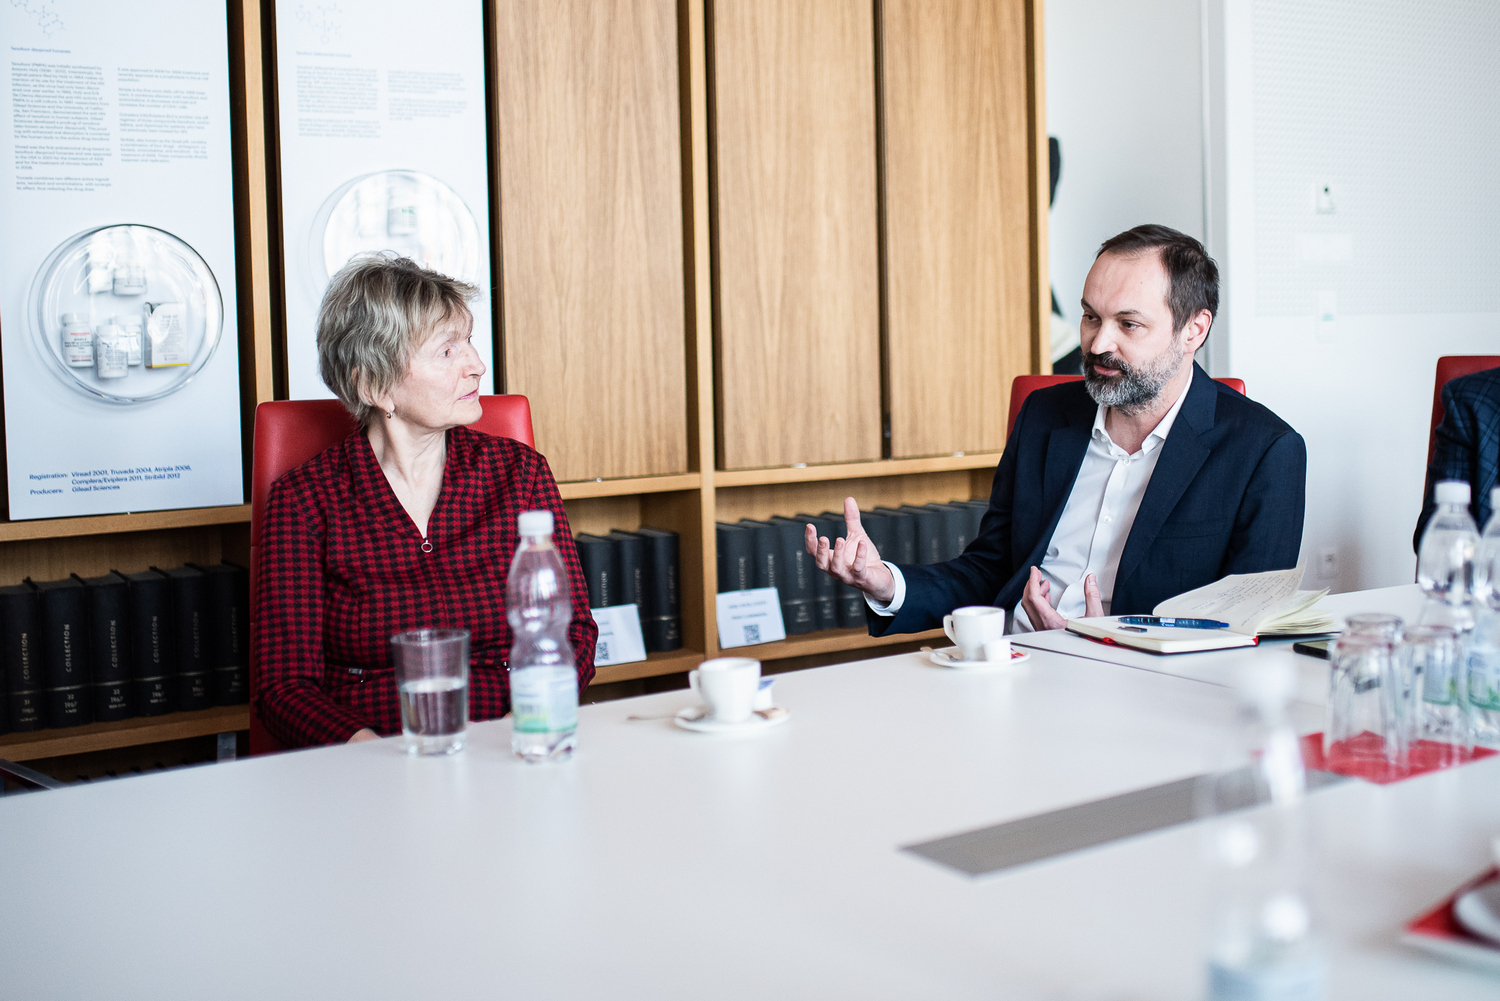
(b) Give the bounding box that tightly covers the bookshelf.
[0,0,1046,767]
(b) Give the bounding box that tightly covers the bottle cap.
[518,510,553,537]
[1436,480,1471,506]
[61,312,85,325]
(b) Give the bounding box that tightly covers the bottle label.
[1469,652,1500,711]
[1208,958,1325,1001]
[511,666,578,734]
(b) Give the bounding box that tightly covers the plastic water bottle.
[1469,487,1500,748]
[507,510,579,762]
[1204,662,1325,1001]
[1418,480,1479,607]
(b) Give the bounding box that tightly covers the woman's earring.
[386,408,394,420]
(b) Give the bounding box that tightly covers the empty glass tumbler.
[1326,632,1404,771]
[391,628,470,755]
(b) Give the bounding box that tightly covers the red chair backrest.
[1007,374,1247,438]
[247,395,534,755]
[1428,356,1500,469]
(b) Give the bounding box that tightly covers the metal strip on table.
[904,768,1347,877]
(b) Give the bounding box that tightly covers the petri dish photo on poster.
[27,224,225,405]
[309,169,483,296]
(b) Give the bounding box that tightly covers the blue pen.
[1117,616,1231,629]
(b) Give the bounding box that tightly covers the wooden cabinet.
[882,0,1039,458]
[0,0,1046,770]
[708,0,883,470]
[492,0,690,483]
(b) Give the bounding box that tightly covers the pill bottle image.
[387,200,419,237]
[143,301,189,368]
[121,316,144,366]
[113,259,147,296]
[94,320,130,379]
[61,312,94,367]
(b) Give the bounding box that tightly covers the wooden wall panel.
[882,0,1034,457]
[494,0,688,482]
[710,0,881,470]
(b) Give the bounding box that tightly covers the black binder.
[872,507,918,565]
[75,572,132,722]
[607,531,648,613]
[190,562,249,706]
[796,514,840,630]
[30,578,93,728]
[156,566,210,712]
[925,503,973,561]
[715,523,753,593]
[631,527,682,652]
[899,505,945,565]
[573,533,620,609]
[766,517,817,634]
[121,569,173,717]
[818,512,869,628]
[0,584,44,731]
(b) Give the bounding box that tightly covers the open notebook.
[1065,568,1335,654]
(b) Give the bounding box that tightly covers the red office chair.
[1428,356,1500,469]
[1006,374,1248,438]
[248,396,535,755]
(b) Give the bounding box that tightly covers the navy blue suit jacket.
[1414,366,1500,550]
[870,364,1308,635]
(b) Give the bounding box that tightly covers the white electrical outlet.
[1318,547,1338,580]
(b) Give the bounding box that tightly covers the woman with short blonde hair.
[255,254,597,746]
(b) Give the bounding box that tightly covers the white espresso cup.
[689,657,761,723]
[943,606,1007,662]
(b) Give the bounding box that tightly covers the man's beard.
[1083,341,1185,414]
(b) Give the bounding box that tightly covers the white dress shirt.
[868,379,1193,632]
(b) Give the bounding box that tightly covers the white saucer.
[1454,880,1500,946]
[929,646,1031,671]
[673,706,791,734]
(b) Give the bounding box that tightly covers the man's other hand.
[1021,567,1102,630]
[804,496,896,605]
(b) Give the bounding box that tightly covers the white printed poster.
[0,0,244,520]
[274,0,494,400]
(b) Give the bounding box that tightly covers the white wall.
[1045,0,1206,332]
[1051,0,1500,594]
[1214,0,1500,592]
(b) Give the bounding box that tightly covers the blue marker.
[1117,616,1231,629]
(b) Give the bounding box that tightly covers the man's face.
[1078,251,1188,413]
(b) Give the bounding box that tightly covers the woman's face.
[383,309,486,431]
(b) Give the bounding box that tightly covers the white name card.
[590,604,647,667]
[716,587,787,649]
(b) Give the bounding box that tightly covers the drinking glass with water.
[391,628,470,755]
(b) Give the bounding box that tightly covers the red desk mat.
[1301,732,1496,784]
[1402,868,1500,972]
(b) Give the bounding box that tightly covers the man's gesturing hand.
[804,496,896,605]
[1020,566,1103,631]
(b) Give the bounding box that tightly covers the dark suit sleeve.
[866,400,1028,636]
[1222,429,1306,576]
[1415,380,1480,552]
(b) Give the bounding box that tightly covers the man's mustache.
[1084,352,1133,378]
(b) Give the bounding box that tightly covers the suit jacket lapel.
[1114,366,1217,591]
[1027,414,1094,569]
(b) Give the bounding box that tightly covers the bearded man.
[806,224,1307,634]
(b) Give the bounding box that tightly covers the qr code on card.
[596,640,610,662]
[743,624,761,644]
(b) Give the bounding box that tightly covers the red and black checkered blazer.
[254,425,598,747]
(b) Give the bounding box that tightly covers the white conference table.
[2,588,1497,1000]
[1013,583,1427,709]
